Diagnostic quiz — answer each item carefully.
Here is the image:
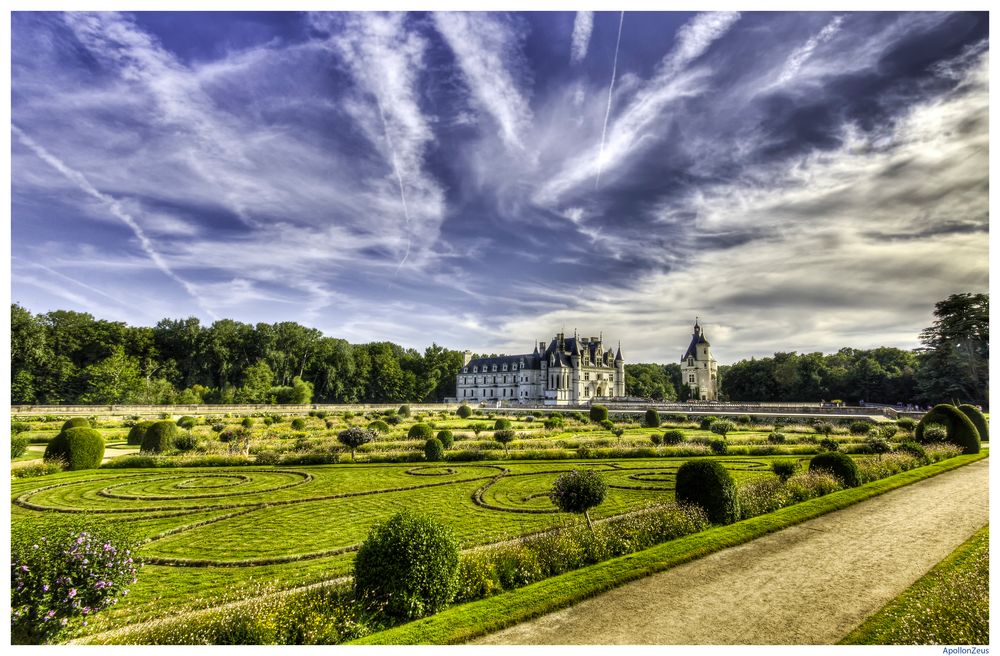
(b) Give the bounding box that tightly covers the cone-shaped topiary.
[644,408,661,428]
[915,404,981,454]
[60,418,91,432]
[675,460,740,524]
[958,404,989,443]
[809,452,859,487]
[408,423,433,440]
[141,421,178,454]
[44,427,104,470]
[126,420,155,446]
[353,511,459,620]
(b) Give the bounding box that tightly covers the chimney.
[462,350,473,367]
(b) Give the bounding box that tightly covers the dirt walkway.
[475,459,989,645]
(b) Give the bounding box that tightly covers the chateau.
[680,319,719,400]
[456,332,625,406]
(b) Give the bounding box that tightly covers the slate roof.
[682,322,710,361]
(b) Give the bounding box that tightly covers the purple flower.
[46,610,56,618]
[20,565,29,572]
[42,584,49,592]
[68,588,77,598]
[60,618,68,626]
[76,537,85,545]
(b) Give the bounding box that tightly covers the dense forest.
[9,293,987,407]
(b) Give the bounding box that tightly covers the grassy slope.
[840,524,989,645]
[352,452,987,645]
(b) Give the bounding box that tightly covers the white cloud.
[433,12,533,151]
[777,15,845,86]
[570,11,594,64]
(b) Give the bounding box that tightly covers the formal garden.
[9,402,988,644]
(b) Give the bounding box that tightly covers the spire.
[614,340,623,363]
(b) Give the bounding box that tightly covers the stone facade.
[456,332,625,406]
[680,319,718,400]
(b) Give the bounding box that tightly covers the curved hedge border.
[351,452,988,645]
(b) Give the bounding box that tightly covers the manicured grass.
[840,525,989,645]
[351,452,987,645]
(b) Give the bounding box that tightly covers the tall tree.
[917,293,988,404]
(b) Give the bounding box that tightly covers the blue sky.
[10,11,989,363]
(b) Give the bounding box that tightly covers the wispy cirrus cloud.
[432,12,533,151]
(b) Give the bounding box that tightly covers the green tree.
[79,346,142,404]
[917,293,988,404]
[236,360,275,403]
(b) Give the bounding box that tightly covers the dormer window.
[462,368,467,373]
[473,366,478,373]
[492,365,497,372]
[688,358,694,367]
[502,364,508,371]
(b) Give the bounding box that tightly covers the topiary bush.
[767,432,786,444]
[549,469,607,530]
[644,409,661,428]
[367,420,390,434]
[174,433,198,452]
[649,433,663,446]
[493,418,512,431]
[589,405,609,423]
[813,421,835,436]
[337,427,375,461]
[599,419,615,431]
[456,405,473,419]
[709,439,728,455]
[849,421,873,435]
[43,427,104,470]
[543,417,564,430]
[675,460,740,524]
[126,420,155,446]
[809,452,859,487]
[771,460,798,481]
[710,420,735,438]
[896,441,928,464]
[494,429,516,454]
[290,418,306,431]
[60,418,91,432]
[424,438,444,462]
[662,429,685,445]
[958,404,988,442]
[140,421,177,454]
[397,405,411,417]
[819,437,839,452]
[915,404,981,454]
[241,417,255,429]
[408,423,433,440]
[353,511,459,620]
[176,416,197,431]
[896,417,916,433]
[436,430,454,449]
[698,416,717,430]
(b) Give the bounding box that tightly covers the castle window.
[492,365,497,372]
[688,374,695,383]
[473,366,478,373]
[584,373,590,381]
[462,368,467,373]
[503,364,508,371]
[688,358,693,367]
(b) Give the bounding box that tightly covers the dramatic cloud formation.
[11,11,988,363]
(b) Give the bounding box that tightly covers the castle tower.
[680,319,718,400]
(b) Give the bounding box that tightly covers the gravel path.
[475,459,989,645]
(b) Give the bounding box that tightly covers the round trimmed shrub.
[915,404,981,454]
[424,438,444,462]
[849,421,873,435]
[644,409,661,428]
[493,418,512,431]
[589,405,609,423]
[650,433,663,446]
[543,417,564,430]
[338,427,375,460]
[738,415,753,424]
[675,460,740,524]
[494,429,516,452]
[397,405,411,417]
[819,438,839,452]
[126,420,156,446]
[550,469,607,529]
[60,418,90,432]
[809,452,859,487]
[290,418,307,431]
[699,416,718,430]
[44,427,104,470]
[368,420,390,434]
[456,405,473,419]
[958,404,988,442]
[408,423,434,440]
[896,417,916,433]
[709,439,727,455]
[767,432,786,444]
[896,441,928,464]
[599,419,615,431]
[241,417,255,429]
[353,511,459,620]
[176,416,197,431]
[662,429,685,445]
[771,460,798,481]
[710,420,735,438]
[140,421,177,454]
[436,430,454,449]
[174,433,198,452]
[211,422,225,433]
[813,421,835,436]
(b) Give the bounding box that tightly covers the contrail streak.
[375,96,412,274]
[12,125,218,319]
[595,11,625,189]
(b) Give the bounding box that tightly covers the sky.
[9,10,989,364]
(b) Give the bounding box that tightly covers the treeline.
[10,305,465,405]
